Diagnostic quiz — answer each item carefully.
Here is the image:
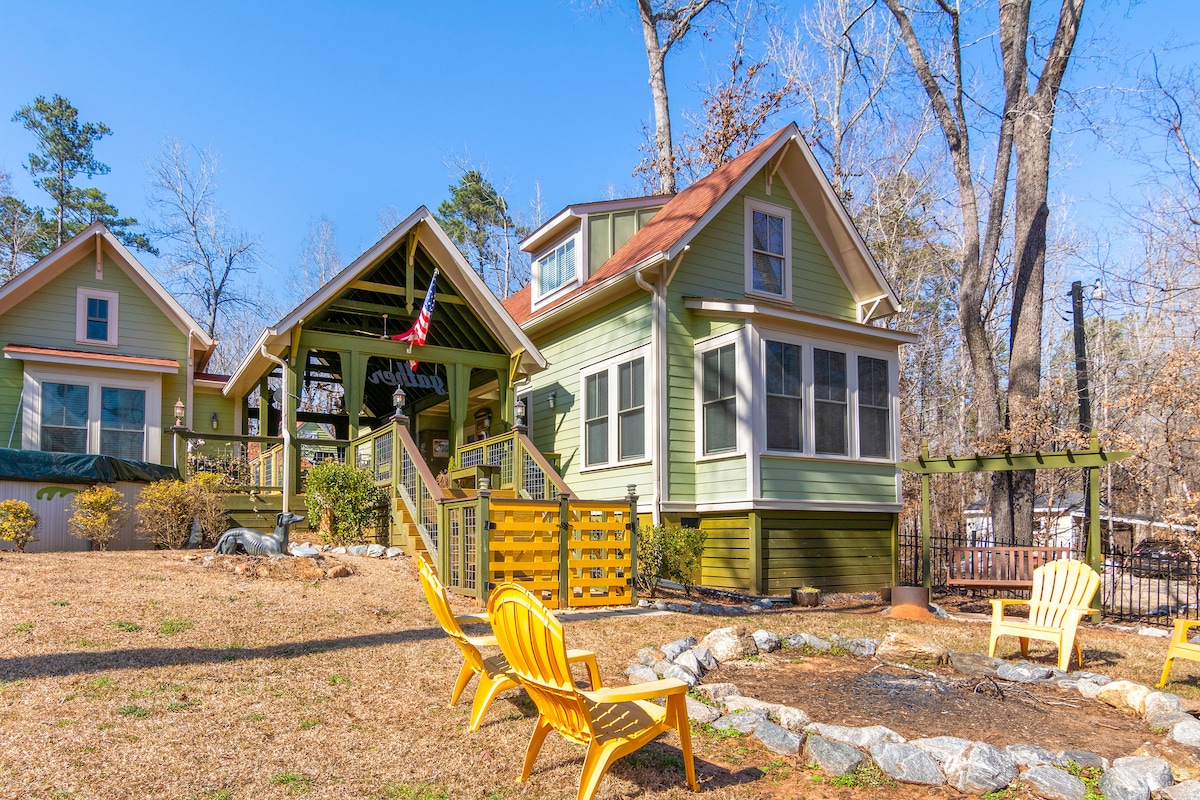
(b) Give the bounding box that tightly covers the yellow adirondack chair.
[488,582,699,800]
[1157,619,1200,687]
[988,558,1100,671]
[417,558,601,731]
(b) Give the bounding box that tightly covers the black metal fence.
[898,523,1200,627]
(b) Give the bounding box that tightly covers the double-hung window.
[582,351,647,468]
[858,356,891,458]
[745,199,791,300]
[41,382,90,453]
[765,341,802,451]
[701,344,737,455]
[26,367,156,461]
[813,348,848,456]
[100,387,147,460]
[535,236,578,300]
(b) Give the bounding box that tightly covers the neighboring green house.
[0,223,235,465]
[502,123,918,594]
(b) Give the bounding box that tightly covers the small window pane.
[765,340,802,451]
[86,297,109,341]
[858,356,891,458]
[815,401,847,455]
[585,372,608,466]
[618,358,645,460]
[814,348,847,455]
[619,408,644,460]
[702,344,737,454]
[539,238,577,296]
[751,210,786,296]
[41,383,89,453]
[101,387,145,460]
[767,395,802,451]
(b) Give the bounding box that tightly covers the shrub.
[68,485,128,551]
[189,472,231,545]
[136,480,195,549]
[635,523,707,598]
[0,499,39,552]
[304,462,388,546]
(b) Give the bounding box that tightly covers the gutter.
[260,345,292,514]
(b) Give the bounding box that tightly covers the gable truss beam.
[348,280,466,304]
[298,330,509,371]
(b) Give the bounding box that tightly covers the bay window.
[765,341,802,451]
[701,343,737,454]
[814,348,848,456]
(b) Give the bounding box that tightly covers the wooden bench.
[947,546,1077,592]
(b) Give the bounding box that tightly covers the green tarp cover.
[0,448,179,484]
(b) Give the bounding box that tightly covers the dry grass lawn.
[2,550,1197,800]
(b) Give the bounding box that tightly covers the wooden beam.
[299,331,509,371]
[348,280,466,304]
[406,231,418,313]
[899,446,1131,475]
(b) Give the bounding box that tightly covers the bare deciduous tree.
[295,215,343,302]
[148,138,262,340]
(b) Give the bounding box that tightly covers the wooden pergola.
[898,433,1131,589]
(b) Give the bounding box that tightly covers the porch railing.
[455,430,568,500]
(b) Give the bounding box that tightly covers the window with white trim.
[535,236,578,299]
[76,288,119,346]
[701,344,737,454]
[581,351,648,468]
[24,367,157,461]
[745,199,791,300]
[100,387,147,460]
[41,382,89,453]
[761,337,895,461]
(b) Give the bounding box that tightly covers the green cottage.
[502,123,918,595]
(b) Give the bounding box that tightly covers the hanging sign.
[367,362,447,396]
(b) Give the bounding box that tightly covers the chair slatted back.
[489,583,593,745]
[418,558,487,674]
[1028,559,1100,628]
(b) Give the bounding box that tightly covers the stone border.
[626,625,1200,799]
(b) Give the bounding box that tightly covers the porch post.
[497,365,513,430]
[447,363,470,453]
[285,346,309,504]
[921,442,932,590]
[257,377,270,436]
[340,351,367,440]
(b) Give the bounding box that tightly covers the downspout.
[260,346,291,514]
[634,246,688,526]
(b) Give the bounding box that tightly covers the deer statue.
[213,512,306,556]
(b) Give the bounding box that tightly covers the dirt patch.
[193,552,354,581]
[711,652,1163,759]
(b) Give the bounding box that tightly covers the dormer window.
[534,235,579,302]
[76,288,119,347]
[744,199,792,301]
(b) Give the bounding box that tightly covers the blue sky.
[0,0,1195,307]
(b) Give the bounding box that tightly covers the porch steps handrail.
[392,423,445,562]
[515,431,571,499]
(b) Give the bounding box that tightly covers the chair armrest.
[584,678,688,704]
[454,612,490,626]
[990,599,1029,611]
[565,648,603,689]
[463,633,499,648]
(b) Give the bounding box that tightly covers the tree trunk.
[637,0,676,194]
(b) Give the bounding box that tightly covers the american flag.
[391,269,438,371]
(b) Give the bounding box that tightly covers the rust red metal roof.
[3,344,181,370]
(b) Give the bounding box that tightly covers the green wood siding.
[527,293,652,499]
[760,511,894,594]
[699,514,753,592]
[0,251,191,464]
[669,171,856,321]
[191,389,238,436]
[695,456,746,501]
[760,458,898,504]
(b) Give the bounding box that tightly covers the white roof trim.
[683,298,919,345]
[0,224,212,349]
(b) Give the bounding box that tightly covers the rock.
[944,742,1018,794]
[691,646,719,671]
[674,650,705,677]
[638,600,651,608]
[624,665,658,684]
[1018,765,1086,800]
[1146,691,1187,721]
[1076,679,1105,699]
[804,723,903,750]
[1152,711,1199,731]
[1058,750,1107,770]
[711,710,767,735]
[653,600,670,610]
[653,659,672,677]
[694,682,738,703]
[701,626,758,663]
[1097,679,1152,714]
[721,695,782,715]
[1006,743,1067,768]
[869,742,945,786]
[1163,779,1200,800]
[751,630,781,653]
[949,651,1004,677]
[348,544,369,556]
[875,632,949,665]
[831,635,877,656]
[1173,719,1200,748]
[804,735,864,777]
[996,662,1054,683]
[786,633,832,652]
[662,633,700,662]
[1133,741,1200,782]
[910,736,972,767]
[325,564,351,578]
[330,546,347,555]
[366,543,386,557]
[666,602,693,613]
[1054,678,1080,691]
[684,695,721,724]
[1071,670,1112,685]
[637,647,662,667]
[1098,765,1152,800]
[776,706,811,732]
[1111,755,1174,792]
[754,720,802,756]
[289,545,321,557]
[663,664,699,687]
[384,546,404,558]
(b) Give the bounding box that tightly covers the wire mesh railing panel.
[523,451,547,500]
[460,447,483,468]
[186,439,252,485]
[464,505,477,591]
[486,438,513,487]
[448,507,461,589]
[420,482,438,551]
[400,450,417,506]
[373,432,393,483]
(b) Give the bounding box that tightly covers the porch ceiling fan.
[352,313,392,339]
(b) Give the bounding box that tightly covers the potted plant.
[791,586,821,607]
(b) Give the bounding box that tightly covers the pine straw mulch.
[2,551,1199,800]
